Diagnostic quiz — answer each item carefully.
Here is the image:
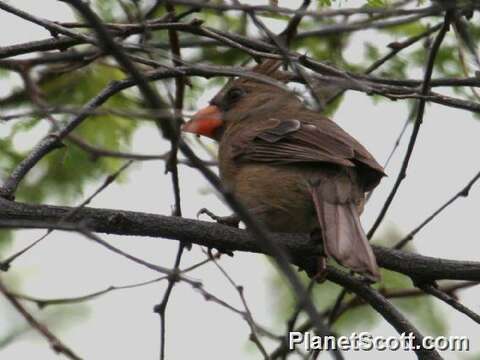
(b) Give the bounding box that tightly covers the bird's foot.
[206,246,234,257]
[358,273,379,285]
[312,256,328,283]
[197,208,240,228]
[302,255,329,283]
[307,229,328,282]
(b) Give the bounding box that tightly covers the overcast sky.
[0,1,479,359]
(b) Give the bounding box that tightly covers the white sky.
[0,1,479,360]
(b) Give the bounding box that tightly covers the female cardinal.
[182,60,385,281]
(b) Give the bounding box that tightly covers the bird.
[182,59,385,281]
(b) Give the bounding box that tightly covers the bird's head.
[182,60,297,141]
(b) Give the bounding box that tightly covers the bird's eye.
[226,87,245,103]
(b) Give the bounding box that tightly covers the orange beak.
[182,105,223,139]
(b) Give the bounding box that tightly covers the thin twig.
[9,255,221,309]
[367,12,452,239]
[419,283,480,325]
[10,277,167,309]
[0,278,82,360]
[154,3,188,359]
[207,249,270,359]
[394,170,480,249]
[0,161,133,271]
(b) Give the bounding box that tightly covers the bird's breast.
[219,160,317,233]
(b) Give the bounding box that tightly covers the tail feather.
[311,187,380,281]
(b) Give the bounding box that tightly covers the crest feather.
[251,59,290,83]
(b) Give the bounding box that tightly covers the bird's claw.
[313,256,328,283]
[197,207,216,219]
[197,208,240,228]
[208,246,234,257]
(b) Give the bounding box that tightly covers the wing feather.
[233,118,385,190]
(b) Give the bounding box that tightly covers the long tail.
[311,186,380,281]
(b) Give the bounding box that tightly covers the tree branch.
[1,198,479,282]
[327,268,441,359]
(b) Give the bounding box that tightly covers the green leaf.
[0,69,11,79]
[318,0,333,7]
[333,301,379,333]
[393,294,447,336]
[1,63,140,203]
[366,0,388,8]
[0,230,13,255]
[15,114,136,203]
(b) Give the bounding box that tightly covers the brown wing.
[232,118,385,192]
